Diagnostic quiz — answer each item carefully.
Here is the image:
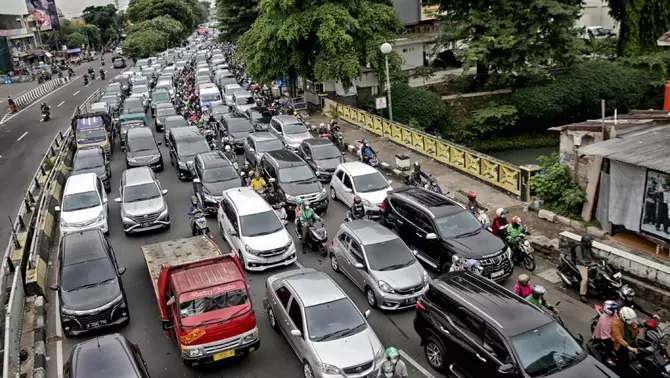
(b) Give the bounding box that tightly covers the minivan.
[56,173,109,236]
[168,126,211,180]
[115,167,170,234]
[124,128,163,171]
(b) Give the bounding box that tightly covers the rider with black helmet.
[188,195,201,235]
[410,161,429,186]
[349,196,366,220]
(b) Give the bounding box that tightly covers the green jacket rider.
[298,200,320,242]
[505,216,527,244]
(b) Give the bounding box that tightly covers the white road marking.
[399,349,436,378]
[55,279,63,378]
[294,260,305,269]
[85,84,90,87]
[0,76,80,125]
[73,91,80,96]
[57,101,65,107]
[0,112,10,124]
[17,131,28,141]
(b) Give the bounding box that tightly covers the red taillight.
[416,300,425,310]
[330,240,334,246]
[380,202,386,209]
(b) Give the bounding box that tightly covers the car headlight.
[375,346,385,360]
[379,280,395,294]
[178,161,187,169]
[315,170,320,175]
[285,194,296,202]
[319,188,327,198]
[94,211,105,222]
[187,348,204,357]
[127,157,137,163]
[423,270,430,284]
[158,207,169,219]
[60,219,70,228]
[245,245,262,255]
[362,199,373,208]
[316,362,341,375]
[242,327,259,343]
[204,193,218,202]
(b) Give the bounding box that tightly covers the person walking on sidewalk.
[573,236,594,302]
[7,96,16,113]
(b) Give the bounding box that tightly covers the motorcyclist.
[298,200,321,245]
[223,145,236,163]
[87,66,94,76]
[265,178,287,220]
[249,171,266,192]
[83,74,89,85]
[592,300,621,364]
[409,161,429,186]
[240,161,251,177]
[295,198,303,233]
[360,139,376,163]
[505,216,528,246]
[40,102,50,115]
[376,347,408,378]
[222,136,233,151]
[491,208,509,237]
[574,235,595,302]
[188,196,201,236]
[317,122,329,135]
[525,285,554,312]
[611,307,639,371]
[7,96,16,113]
[513,274,533,299]
[349,196,366,220]
[615,285,657,319]
[100,56,105,65]
[329,120,341,133]
[99,67,105,80]
[426,177,443,194]
[466,191,487,213]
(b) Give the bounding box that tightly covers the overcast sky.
[5,0,128,19]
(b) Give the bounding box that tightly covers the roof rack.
[396,186,455,208]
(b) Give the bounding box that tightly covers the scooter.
[298,221,328,257]
[272,201,288,221]
[190,210,212,239]
[41,110,50,122]
[472,207,491,229]
[83,75,89,86]
[360,153,379,167]
[557,253,623,298]
[90,72,96,80]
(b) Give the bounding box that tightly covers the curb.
[33,295,47,378]
[15,78,68,110]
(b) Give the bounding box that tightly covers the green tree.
[131,16,185,46]
[121,29,169,59]
[66,32,87,50]
[82,5,123,45]
[607,0,670,56]
[428,0,582,82]
[237,0,403,95]
[77,24,102,49]
[388,83,451,134]
[216,0,259,41]
[127,0,196,30]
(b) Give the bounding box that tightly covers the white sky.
[3,0,129,19]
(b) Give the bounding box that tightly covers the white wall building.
[578,0,618,32]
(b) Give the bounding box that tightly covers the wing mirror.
[114,197,122,203]
[161,319,172,330]
[353,262,364,269]
[49,284,59,291]
[54,206,61,212]
[156,140,162,145]
[193,178,201,184]
[103,198,108,204]
[344,188,352,193]
[342,151,346,156]
[162,189,169,195]
[412,249,418,256]
[118,267,127,275]
[498,364,516,375]
[576,334,584,344]
[290,329,302,337]
[364,309,371,318]
[425,233,438,240]
[282,220,289,226]
[388,180,393,185]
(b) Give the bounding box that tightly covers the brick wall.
[558,130,604,190]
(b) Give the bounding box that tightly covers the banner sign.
[26,0,60,31]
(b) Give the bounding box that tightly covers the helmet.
[619,307,637,325]
[268,178,276,183]
[353,196,362,204]
[429,177,437,184]
[190,195,197,205]
[414,161,421,169]
[467,191,477,199]
[385,347,399,363]
[319,123,325,128]
[243,161,249,168]
[603,300,621,315]
[254,171,260,178]
[496,208,506,217]
[295,198,303,206]
[303,200,311,207]
[581,235,593,247]
[381,360,395,378]
[249,170,255,176]
[224,145,231,152]
[619,285,635,302]
[517,274,530,285]
[512,216,522,225]
[531,285,546,298]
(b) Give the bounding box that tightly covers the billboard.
[26,0,60,31]
[641,169,670,242]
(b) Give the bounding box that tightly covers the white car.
[218,187,296,271]
[56,173,109,236]
[330,162,392,210]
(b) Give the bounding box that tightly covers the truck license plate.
[213,350,235,361]
[86,320,107,329]
[491,270,505,278]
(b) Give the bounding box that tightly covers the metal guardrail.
[14,78,68,110]
[73,88,103,118]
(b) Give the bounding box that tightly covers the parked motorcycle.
[190,209,212,239]
[298,221,328,257]
[557,253,623,298]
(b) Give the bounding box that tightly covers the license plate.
[86,320,107,329]
[491,270,505,278]
[141,222,152,228]
[213,350,235,361]
[405,297,417,304]
[267,256,284,263]
[613,272,622,279]
[665,363,670,373]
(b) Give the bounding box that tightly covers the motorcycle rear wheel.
[523,254,536,271]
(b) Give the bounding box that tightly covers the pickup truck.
[141,236,259,367]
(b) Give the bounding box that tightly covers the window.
[364,238,415,271]
[511,321,584,377]
[275,286,291,308]
[434,211,482,238]
[415,212,435,233]
[483,326,510,363]
[305,298,367,341]
[338,232,351,245]
[239,211,283,237]
[455,308,483,342]
[390,199,412,219]
[288,300,304,332]
[62,191,101,212]
[256,140,284,153]
[352,172,389,193]
[335,170,344,181]
[349,241,364,264]
[96,179,104,198]
[342,174,353,189]
[123,183,161,203]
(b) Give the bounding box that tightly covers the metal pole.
[385,56,393,121]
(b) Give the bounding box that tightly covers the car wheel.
[157,160,164,172]
[267,307,279,331]
[365,287,377,308]
[219,222,225,239]
[424,336,446,372]
[330,187,337,201]
[330,254,340,272]
[303,362,315,378]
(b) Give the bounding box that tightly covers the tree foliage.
[532,152,586,218]
[127,0,196,30]
[429,0,582,83]
[65,32,87,50]
[216,0,259,41]
[607,0,670,56]
[237,0,403,90]
[130,16,185,46]
[122,29,170,59]
[82,4,124,45]
[388,83,451,135]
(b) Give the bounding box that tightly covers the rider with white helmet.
[612,307,639,364]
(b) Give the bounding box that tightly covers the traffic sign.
[375,96,387,109]
[4,77,11,84]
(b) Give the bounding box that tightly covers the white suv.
[330,162,392,209]
[218,187,296,271]
[56,173,109,236]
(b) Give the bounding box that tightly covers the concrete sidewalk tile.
[536,268,562,284]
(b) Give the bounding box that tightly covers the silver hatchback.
[114,167,170,234]
[264,269,385,378]
[329,220,430,310]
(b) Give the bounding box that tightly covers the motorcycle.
[331,131,346,151]
[271,201,288,221]
[472,207,491,229]
[100,70,105,80]
[298,221,328,257]
[41,110,50,122]
[190,210,212,239]
[204,129,217,150]
[90,72,96,80]
[502,227,536,271]
[83,75,89,86]
[101,60,105,66]
[557,253,622,298]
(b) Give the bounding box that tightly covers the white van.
[56,173,109,236]
[199,87,223,107]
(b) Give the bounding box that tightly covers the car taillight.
[330,240,334,246]
[380,202,386,209]
[416,300,425,311]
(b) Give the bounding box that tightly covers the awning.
[32,50,45,56]
[578,124,670,174]
[44,51,52,58]
[66,48,81,54]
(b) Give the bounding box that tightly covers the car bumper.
[241,245,297,271]
[61,219,108,237]
[312,360,383,378]
[127,158,163,170]
[286,198,329,213]
[122,216,170,233]
[315,171,334,182]
[61,302,129,336]
[183,338,260,367]
[376,284,429,311]
[177,167,194,179]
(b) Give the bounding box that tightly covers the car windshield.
[239,210,284,237]
[434,210,483,238]
[252,111,272,124]
[235,96,254,105]
[124,182,161,203]
[279,166,315,183]
[153,92,170,101]
[61,258,116,291]
[177,140,210,157]
[178,284,249,321]
[202,166,237,183]
[76,127,107,142]
[62,191,101,211]
[305,298,367,341]
[106,85,121,93]
[283,123,307,134]
[353,172,389,193]
[365,238,416,271]
[133,78,148,85]
[228,122,253,133]
[257,139,284,152]
[101,96,116,104]
[511,321,584,377]
[312,145,342,159]
[133,85,148,93]
[201,93,221,102]
[73,156,104,170]
[127,136,156,152]
[157,108,176,117]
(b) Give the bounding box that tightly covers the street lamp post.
[380,42,393,121]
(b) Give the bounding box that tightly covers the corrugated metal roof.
[172,260,244,294]
[578,124,670,173]
[658,30,670,46]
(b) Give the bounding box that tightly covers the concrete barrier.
[14,78,68,110]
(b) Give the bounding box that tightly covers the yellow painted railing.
[335,102,522,196]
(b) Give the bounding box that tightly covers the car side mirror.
[576,334,584,344]
[118,267,126,275]
[49,284,59,291]
[103,198,108,204]
[162,189,168,195]
[290,329,302,337]
[342,151,346,156]
[54,206,61,212]
[498,364,516,375]
[388,180,393,185]
[425,233,438,240]
[114,197,121,203]
[282,220,289,226]
[193,178,201,184]
[157,140,162,145]
[248,148,254,152]
[412,249,418,256]
[345,188,352,193]
[364,309,371,318]
[161,319,172,331]
[305,156,312,160]
[353,262,364,269]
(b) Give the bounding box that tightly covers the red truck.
[142,236,259,367]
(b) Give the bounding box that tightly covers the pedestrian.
[8,96,16,113]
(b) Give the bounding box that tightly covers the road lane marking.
[17,131,28,141]
[73,90,80,96]
[399,350,436,378]
[0,76,80,125]
[85,84,90,87]
[55,282,63,378]
[0,113,10,124]
[57,101,65,107]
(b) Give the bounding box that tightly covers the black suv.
[380,187,511,280]
[167,126,210,180]
[65,333,150,377]
[414,271,613,378]
[192,151,241,214]
[50,230,129,336]
[258,150,328,213]
[72,146,111,193]
[222,113,255,152]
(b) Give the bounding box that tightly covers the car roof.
[283,269,346,307]
[171,126,204,140]
[224,187,272,216]
[126,127,154,138]
[198,151,231,168]
[71,333,141,378]
[274,115,304,125]
[390,187,464,218]
[265,150,305,168]
[337,161,380,176]
[251,132,279,142]
[165,115,187,122]
[342,220,398,245]
[171,260,244,295]
[61,230,106,266]
[303,138,336,147]
[74,146,103,159]
[64,173,98,194]
[123,166,155,185]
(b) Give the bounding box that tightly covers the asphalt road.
[0,57,113,254]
